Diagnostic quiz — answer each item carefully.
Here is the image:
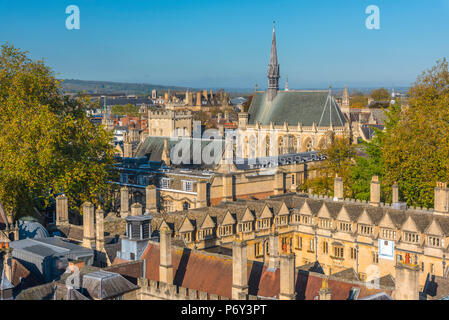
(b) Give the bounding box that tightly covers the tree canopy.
[370,88,390,101]
[0,44,116,219]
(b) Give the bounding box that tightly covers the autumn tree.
[370,88,390,101]
[0,44,116,220]
[300,132,355,196]
[381,59,449,208]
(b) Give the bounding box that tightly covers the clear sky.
[1,0,449,89]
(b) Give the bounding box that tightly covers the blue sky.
[1,0,449,89]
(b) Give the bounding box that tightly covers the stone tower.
[341,86,350,114]
[267,23,280,102]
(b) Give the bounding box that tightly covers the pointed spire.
[285,75,289,91]
[267,22,280,101]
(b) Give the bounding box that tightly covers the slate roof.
[248,91,347,127]
[82,270,139,300]
[135,136,225,169]
[422,274,449,300]
[15,282,89,300]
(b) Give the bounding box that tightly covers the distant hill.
[60,79,194,95]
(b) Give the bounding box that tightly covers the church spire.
[285,75,289,91]
[267,22,280,102]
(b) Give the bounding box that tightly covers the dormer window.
[427,236,443,248]
[403,231,420,244]
[339,222,352,233]
[219,225,233,237]
[301,215,311,225]
[182,180,194,192]
[319,218,332,229]
[359,224,373,236]
[198,228,214,241]
[161,178,170,189]
[258,218,271,230]
[276,215,288,226]
[238,222,252,233]
[181,232,193,243]
[381,228,396,240]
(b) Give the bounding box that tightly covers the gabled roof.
[378,211,397,229]
[317,203,332,219]
[357,209,373,225]
[220,210,236,226]
[178,217,195,233]
[248,91,347,127]
[401,215,420,233]
[241,208,255,222]
[82,270,138,300]
[200,214,216,229]
[424,219,445,237]
[258,205,274,219]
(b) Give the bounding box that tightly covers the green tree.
[111,104,140,116]
[370,88,390,101]
[300,132,355,196]
[381,59,449,208]
[0,44,116,219]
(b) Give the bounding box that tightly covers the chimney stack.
[333,176,344,201]
[232,239,248,299]
[82,202,95,249]
[95,206,104,252]
[197,181,208,208]
[56,194,69,225]
[279,253,296,300]
[434,182,449,215]
[3,249,12,284]
[273,170,285,195]
[120,186,129,218]
[318,278,332,300]
[222,174,234,202]
[268,226,280,269]
[131,203,143,216]
[159,226,173,284]
[393,262,419,300]
[145,185,158,213]
[392,182,399,204]
[370,176,381,207]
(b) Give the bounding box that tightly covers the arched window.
[266,135,271,156]
[278,136,284,155]
[182,201,190,211]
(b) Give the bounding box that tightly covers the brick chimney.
[333,176,344,201]
[159,226,173,284]
[56,194,69,225]
[95,206,104,251]
[393,262,419,300]
[434,182,449,215]
[279,253,296,300]
[82,202,95,249]
[232,239,248,299]
[370,176,381,207]
[120,186,129,218]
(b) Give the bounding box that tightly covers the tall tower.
[267,22,280,102]
[341,85,350,114]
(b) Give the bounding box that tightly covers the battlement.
[138,278,265,300]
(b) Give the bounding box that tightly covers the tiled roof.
[82,270,139,300]
[423,274,449,300]
[140,242,280,299]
